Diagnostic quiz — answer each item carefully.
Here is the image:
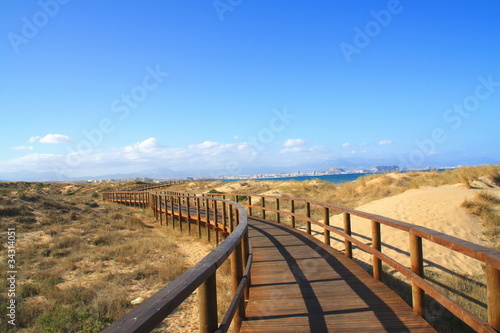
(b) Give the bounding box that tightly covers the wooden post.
[372,220,382,281]
[175,197,181,232]
[323,207,330,245]
[231,239,244,331]
[276,198,280,223]
[153,194,157,219]
[222,201,227,235]
[291,200,296,228]
[171,196,175,229]
[261,197,266,219]
[163,194,168,226]
[306,202,311,235]
[242,227,250,301]
[214,201,219,244]
[206,199,211,243]
[186,196,191,235]
[199,272,218,333]
[248,196,252,216]
[229,205,234,232]
[158,195,163,226]
[343,212,352,259]
[486,265,500,331]
[409,233,424,316]
[196,197,202,239]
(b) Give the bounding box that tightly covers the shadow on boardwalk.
[241,218,436,333]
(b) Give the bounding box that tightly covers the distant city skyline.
[1,1,499,181]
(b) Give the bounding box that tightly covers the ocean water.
[220,173,368,185]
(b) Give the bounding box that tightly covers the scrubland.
[0,182,217,332]
[0,164,498,332]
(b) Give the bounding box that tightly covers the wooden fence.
[102,189,500,333]
[102,191,251,333]
[179,191,500,333]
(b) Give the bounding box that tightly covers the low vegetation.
[462,191,500,249]
[1,165,498,332]
[0,182,219,332]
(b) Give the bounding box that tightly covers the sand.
[151,240,213,332]
[300,185,497,276]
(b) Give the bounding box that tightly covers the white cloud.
[237,143,252,150]
[281,145,325,154]
[39,134,73,144]
[189,141,220,150]
[12,146,33,150]
[283,139,306,147]
[0,137,330,177]
[351,149,369,154]
[342,142,351,148]
[378,140,394,145]
[281,147,305,153]
[28,136,40,143]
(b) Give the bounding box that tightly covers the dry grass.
[462,191,500,249]
[0,181,222,332]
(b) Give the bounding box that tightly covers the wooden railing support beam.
[372,220,382,281]
[231,240,244,331]
[343,212,352,259]
[199,272,218,333]
[410,233,425,317]
[486,265,500,331]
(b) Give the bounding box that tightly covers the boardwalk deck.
[241,218,436,333]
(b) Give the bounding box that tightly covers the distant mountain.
[0,171,73,182]
[139,166,185,179]
[0,167,185,182]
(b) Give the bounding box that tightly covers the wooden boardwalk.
[241,218,436,333]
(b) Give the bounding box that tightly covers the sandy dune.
[303,185,497,276]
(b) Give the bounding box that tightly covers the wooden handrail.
[102,191,250,333]
[166,190,500,333]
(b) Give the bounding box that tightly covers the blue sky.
[1,1,499,179]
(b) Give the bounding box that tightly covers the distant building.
[371,166,400,173]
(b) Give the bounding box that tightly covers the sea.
[219,173,368,185]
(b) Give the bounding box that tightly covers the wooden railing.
[102,191,251,333]
[122,179,189,192]
[170,191,500,333]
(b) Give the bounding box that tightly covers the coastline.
[218,173,368,184]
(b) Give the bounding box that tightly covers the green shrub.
[20,283,41,298]
[36,304,111,333]
[0,205,31,217]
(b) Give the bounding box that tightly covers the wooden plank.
[241,218,436,333]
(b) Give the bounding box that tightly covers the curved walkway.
[241,218,436,333]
